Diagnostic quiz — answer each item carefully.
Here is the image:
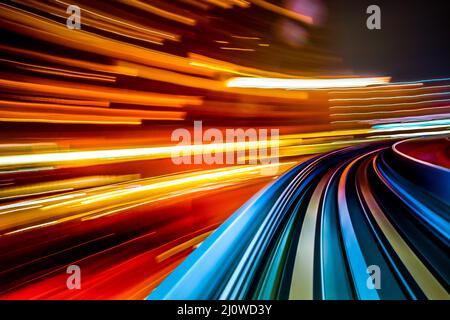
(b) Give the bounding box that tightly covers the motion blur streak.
[226,77,391,89]
[0,0,449,300]
[149,138,450,300]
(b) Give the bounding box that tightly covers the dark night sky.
[328,0,450,81]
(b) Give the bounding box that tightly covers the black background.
[328,0,450,80]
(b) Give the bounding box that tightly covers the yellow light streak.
[249,0,313,25]
[0,139,284,168]
[220,47,255,52]
[118,0,196,26]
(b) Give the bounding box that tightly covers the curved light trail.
[149,138,450,300]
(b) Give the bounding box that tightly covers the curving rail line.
[149,138,450,300]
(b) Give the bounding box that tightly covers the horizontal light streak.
[114,61,309,100]
[0,100,186,122]
[328,83,423,94]
[0,117,139,125]
[0,78,202,107]
[4,221,58,235]
[0,163,293,233]
[55,0,179,41]
[372,119,450,129]
[0,175,139,200]
[367,113,450,125]
[188,52,300,78]
[0,58,116,82]
[0,4,208,76]
[0,193,87,213]
[0,128,409,170]
[331,106,450,117]
[329,91,450,102]
[249,0,313,25]
[393,77,450,85]
[231,35,261,40]
[0,94,110,107]
[226,77,390,89]
[220,47,255,52]
[118,0,196,25]
[331,99,450,109]
[369,129,450,139]
[0,140,282,168]
[78,163,286,205]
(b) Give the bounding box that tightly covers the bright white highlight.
[226,77,390,90]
